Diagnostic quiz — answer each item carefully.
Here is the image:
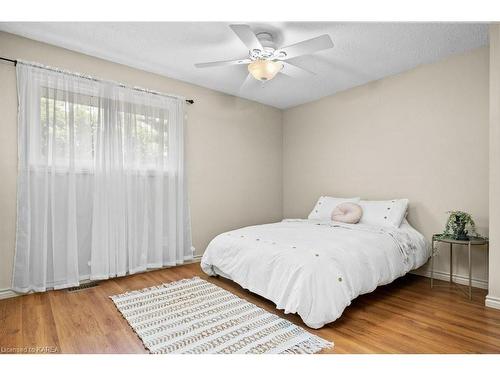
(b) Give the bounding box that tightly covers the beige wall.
[0,31,493,298]
[0,31,283,291]
[283,47,490,286]
[488,25,500,308]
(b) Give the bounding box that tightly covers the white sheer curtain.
[13,62,193,293]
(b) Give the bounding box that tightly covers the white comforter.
[201,219,430,329]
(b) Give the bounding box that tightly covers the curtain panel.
[13,62,193,293]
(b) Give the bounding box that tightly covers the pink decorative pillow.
[331,202,363,224]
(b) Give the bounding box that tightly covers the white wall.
[487,25,500,308]
[283,47,490,288]
[0,31,283,291]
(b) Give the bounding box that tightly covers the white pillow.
[308,196,361,220]
[359,199,409,228]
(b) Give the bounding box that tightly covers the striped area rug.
[110,277,333,354]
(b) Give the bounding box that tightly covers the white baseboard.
[0,256,204,301]
[185,255,202,264]
[411,269,488,290]
[0,289,20,300]
[485,295,500,309]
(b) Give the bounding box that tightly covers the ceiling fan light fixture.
[248,59,283,81]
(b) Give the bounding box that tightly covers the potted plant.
[438,211,477,241]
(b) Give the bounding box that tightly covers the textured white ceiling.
[0,22,489,109]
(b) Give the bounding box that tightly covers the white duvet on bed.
[201,219,430,329]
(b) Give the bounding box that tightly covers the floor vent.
[67,282,100,292]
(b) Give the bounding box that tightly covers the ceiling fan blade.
[229,24,264,52]
[239,73,256,92]
[275,34,333,60]
[195,58,251,68]
[238,72,269,94]
[280,61,315,77]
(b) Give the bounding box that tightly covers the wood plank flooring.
[1,262,499,354]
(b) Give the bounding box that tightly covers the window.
[36,88,169,171]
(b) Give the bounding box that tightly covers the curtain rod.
[0,56,195,105]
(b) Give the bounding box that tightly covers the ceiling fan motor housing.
[250,32,286,60]
[256,32,274,48]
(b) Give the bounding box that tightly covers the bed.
[201,217,430,329]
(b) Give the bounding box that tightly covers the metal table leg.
[430,239,434,288]
[468,241,472,300]
[450,243,453,284]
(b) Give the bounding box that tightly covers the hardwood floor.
[1,262,499,354]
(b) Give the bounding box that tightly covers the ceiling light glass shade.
[247,60,283,81]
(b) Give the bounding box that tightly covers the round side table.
[430,234,488,299]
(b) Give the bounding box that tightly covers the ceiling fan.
[194,24,334,84]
